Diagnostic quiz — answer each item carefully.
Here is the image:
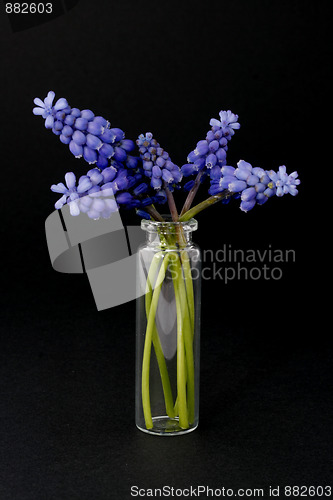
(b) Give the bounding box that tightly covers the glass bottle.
[136,218,201,435]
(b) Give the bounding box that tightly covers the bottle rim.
[141,217,198,233]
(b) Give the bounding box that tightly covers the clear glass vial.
[136,219,201,436]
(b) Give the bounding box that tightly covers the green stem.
[173,255,195,424]
[145,253,175,419]
[165,228,195,420]
[141,253,171,429]
[170,254,189,428]
[179,191,231,222]
[180,250,195,336]
[169,253,195,426]
[173,250,195,418]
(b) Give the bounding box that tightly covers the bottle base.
[136,416,198,436]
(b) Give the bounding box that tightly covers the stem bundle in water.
[141,235,196,431]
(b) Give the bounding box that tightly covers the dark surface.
[0,0,331,498]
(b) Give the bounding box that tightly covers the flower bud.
[69,141,83,158]
[83,147,98,164]
[235,168,250,181]
[221,165,235,176]
[60,134,71,145]
[208,140,219,153]
[64,115,76,126]
[181,164,197,177]
[120,139,135,152]
[152,165,162,178]
[228,180,247,192]
[205,154,217,169]
[75,118,89,131]
[210,165,222,180]
[86,134,102,150]
[219,175,235,190]
[81,109,95,121]
[162,169,174,183]
[113,146,127,162]
[184,180,195,191]
[96,155,109,169]
[240,199,256,212]
[241,187,256,202]
[110,128,125,142]
[116,192,133,205]
[71,108,81,118]
[133,183,149,196]
[195,140,209,156]
[72,130,86,146]
[99,143,114,159]
[151,176,163,190]
[87,120,104,136]
[62,125,73,137]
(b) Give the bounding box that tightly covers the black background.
[0,1,331,499]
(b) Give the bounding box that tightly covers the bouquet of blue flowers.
[33,91,300,434]
[33,91,300,221]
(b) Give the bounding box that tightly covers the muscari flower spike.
[33,92,170,218]
[51,169,116,219]
[50,162,169,220]
[267,166,300,197]
[33,91,69,129]
[136,133,183,191]
[209,160,300,212]
[209,110,241,137]
[33,91,138,171]
[180,109,240,185]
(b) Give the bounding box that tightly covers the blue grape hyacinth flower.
[209,110,241,137]
[267,166,300,197]
[51,170,121,219]
[181,109,240,181]
[33,91,137,171]
[33,91,69,129]
[136,132,183,191]
[209,160,300,212]
[50,163,168,219]
[33,93,163,219]
[51,172,93,216]
[37,92,300,220]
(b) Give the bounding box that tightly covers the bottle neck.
[145,228,193,247]
[141,219,197,248]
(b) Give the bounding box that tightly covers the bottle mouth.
[141,217,198,233]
